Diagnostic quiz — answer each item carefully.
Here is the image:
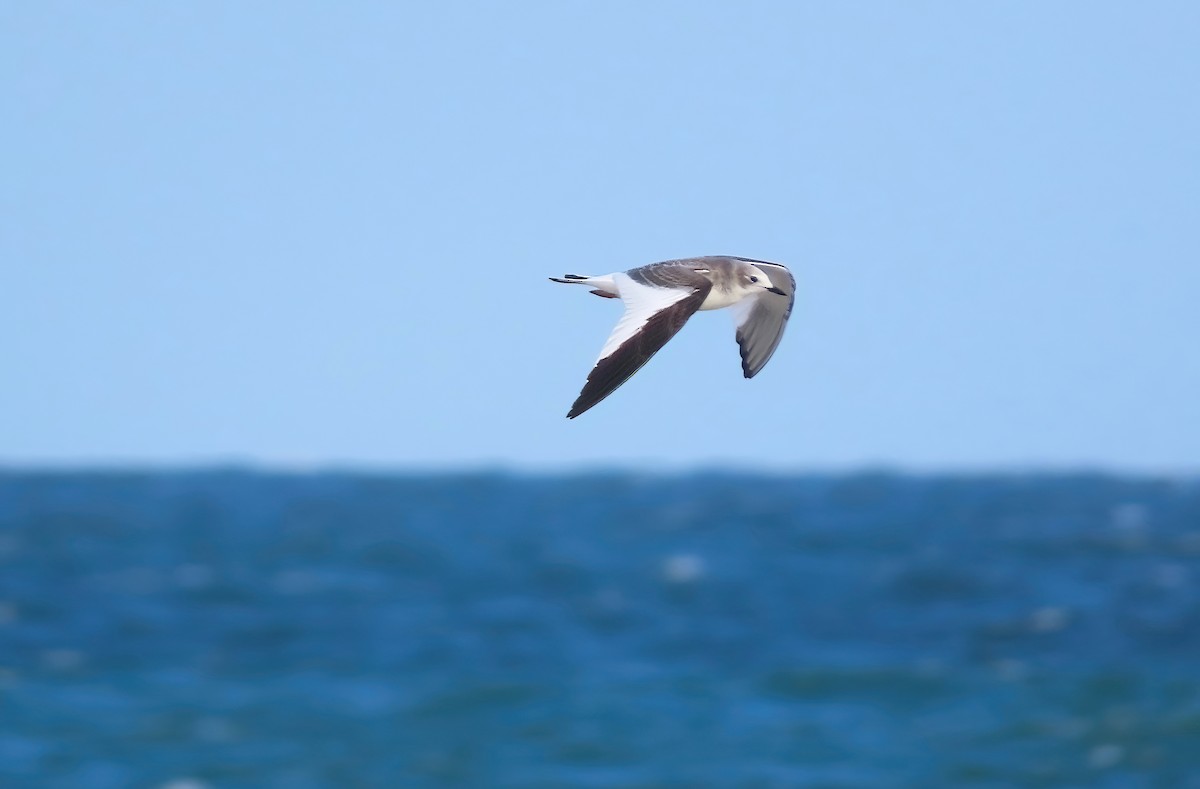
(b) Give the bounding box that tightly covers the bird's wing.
[568,271,711,418]
[729,261,796,378]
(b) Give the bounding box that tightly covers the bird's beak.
[766,286,786,296]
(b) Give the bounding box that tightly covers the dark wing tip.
[568,376,614,418]
[737,341,758,378]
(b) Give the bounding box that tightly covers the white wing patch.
[728,292,764,330]
[596,273,697,363]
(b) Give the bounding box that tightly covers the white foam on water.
[1111,503,1149,530]
[1088,743,1124,770]
[661,553,705,584]
[1030,606,1070,633]
[157,779,212,789]
[175,563,215,590]
[41,649,84,672]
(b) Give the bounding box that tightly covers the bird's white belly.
[698,287,744,311]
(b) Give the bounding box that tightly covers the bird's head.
[744,265,787,296]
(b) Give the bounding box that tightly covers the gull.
[550,255,795,418]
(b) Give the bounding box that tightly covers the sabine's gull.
[550,256,795,418]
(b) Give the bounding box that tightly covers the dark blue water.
[1,471,1198,788]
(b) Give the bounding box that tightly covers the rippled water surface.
[1,471,1199,787]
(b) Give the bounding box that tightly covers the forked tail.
[549,273,620,299]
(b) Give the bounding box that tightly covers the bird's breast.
[698,286,746,311]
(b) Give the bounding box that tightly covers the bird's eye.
[749,276,758,283]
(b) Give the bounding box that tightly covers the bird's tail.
[549,273,620,299]
[548,274,592,284]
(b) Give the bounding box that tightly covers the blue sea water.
[0,471,1198,788]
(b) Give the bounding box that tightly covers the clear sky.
[3,2,1198,472]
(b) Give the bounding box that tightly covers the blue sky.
[3,2,1198,471]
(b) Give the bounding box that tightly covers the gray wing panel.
[627,259,714,290]
[733,262,796,378]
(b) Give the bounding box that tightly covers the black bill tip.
[767,286,787,295]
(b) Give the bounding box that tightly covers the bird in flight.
[550,256,795,418]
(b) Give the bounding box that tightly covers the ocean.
[0,471,1198,788]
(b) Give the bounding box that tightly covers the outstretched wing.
[568,271,711,418]
[729,260,796,378]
